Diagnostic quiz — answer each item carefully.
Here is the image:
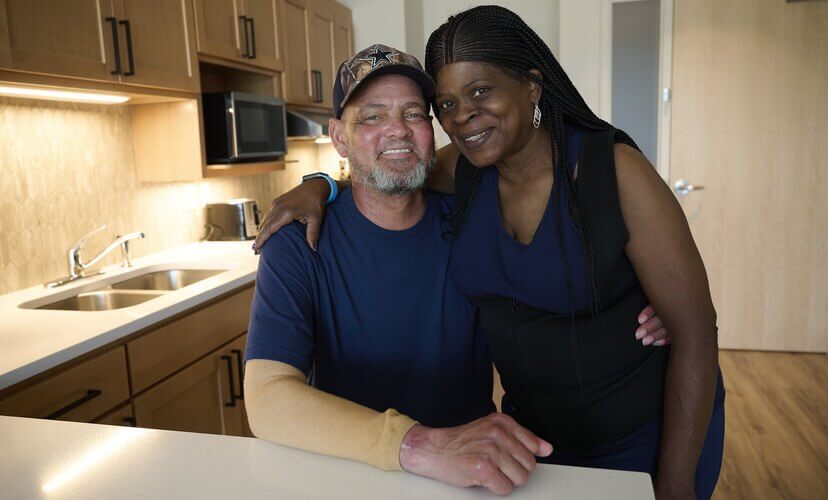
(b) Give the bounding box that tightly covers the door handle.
[231,349,244,400]
[45,389,102,419]
[105,17,122,75]
[221,355,237,407]
[674,179,705,196]
[246,17,256,59]
[119,19,135,76]
[239,16,250,57]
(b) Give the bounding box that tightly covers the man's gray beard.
[350,155,435,196]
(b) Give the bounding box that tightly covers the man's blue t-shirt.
[246,188,494,427]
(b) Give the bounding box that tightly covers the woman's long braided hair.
[425,5,640,394]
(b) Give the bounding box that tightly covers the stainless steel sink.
[37,290,165,311]
[109,269,224,291]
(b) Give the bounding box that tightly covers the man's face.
[331,74,435,195]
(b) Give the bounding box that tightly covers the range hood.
[286,107,332,140]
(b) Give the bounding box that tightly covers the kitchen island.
[1,415,654,499]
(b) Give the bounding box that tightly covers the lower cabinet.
[132,333,250,437]
[0,285,254,438]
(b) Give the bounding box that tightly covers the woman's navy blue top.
[450,130,590,313]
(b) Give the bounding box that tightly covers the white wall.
[558,0,606,118]
[338,0,408,52]
[344,0,562,147]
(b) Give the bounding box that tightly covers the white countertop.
[0,416,655,499]
[0,241,259,391]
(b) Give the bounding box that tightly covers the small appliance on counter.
[202,92,287,164]
[205,199,260,241]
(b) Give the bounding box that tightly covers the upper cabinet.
[0,0,198,92]
[0,0,119,82]
[282,0,352,108]
[194,0,283,71]
[115,0,199,92]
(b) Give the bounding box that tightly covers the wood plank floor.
[493,350,828,498]
[714,350,828,500]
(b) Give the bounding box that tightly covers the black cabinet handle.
[239,16,250,57]
[221,355,237,407]
[119,19,135,76]
[46,389,102,420]
[246,17,256,59]
[122,416,137,427]
[312,70,323,103]
[105,17,122,75]
[231,349,244,400]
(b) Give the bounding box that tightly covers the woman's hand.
[636,304,671,346]
[253,178,333,253]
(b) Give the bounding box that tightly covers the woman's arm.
[614,143,719,499]
[253,178,349,253]
[254,143,460,252]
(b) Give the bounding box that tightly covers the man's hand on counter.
[398,413,553,496]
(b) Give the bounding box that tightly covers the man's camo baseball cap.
[333,44,435,118]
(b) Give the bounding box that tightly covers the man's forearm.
[244,359,416,470]
[655,331,719,497]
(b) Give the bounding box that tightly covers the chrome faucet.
[46,225,145,288]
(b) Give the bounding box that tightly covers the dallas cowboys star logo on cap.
[358,45,398,69]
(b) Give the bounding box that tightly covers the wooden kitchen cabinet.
[194,0,283,71]
[133,333,250,436]
[132,342,229,434]
[0,0,198,92]
[0,347,130,423]
[127,286,254,394]
[115,0,199,92]
[331,0,353,75]
[282,0,351,108]
[282,0,312,104]
[0,0,119,81]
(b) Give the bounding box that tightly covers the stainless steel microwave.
[202,92,287,163]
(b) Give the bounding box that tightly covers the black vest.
[451,129,670,451]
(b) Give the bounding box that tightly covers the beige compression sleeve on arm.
[244,358,418,471]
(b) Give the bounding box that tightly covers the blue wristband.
[302,172,338,204]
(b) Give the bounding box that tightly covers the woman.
[256,6,723,498]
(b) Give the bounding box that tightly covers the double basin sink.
[34,269,225,312]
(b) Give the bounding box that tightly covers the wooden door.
[332,1,352,69]
[0,0,118,80]
[116,0,198,92]
[308,0,334,108]
[242,0,283,71]
[193,0,243,62]
[132,347,226,435]
[670,0,828,352]
[282,0,312,104]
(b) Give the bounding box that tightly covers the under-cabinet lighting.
[314,136,332,144]
[0,85,130,104]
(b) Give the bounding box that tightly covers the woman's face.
[434,61,540,167]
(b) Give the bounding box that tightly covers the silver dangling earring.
[532,102,542,129]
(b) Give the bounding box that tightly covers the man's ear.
[328,117,348,157]
[528,69,543,103]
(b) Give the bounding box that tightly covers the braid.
[426,6,641,394]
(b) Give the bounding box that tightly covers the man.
[245,44,668,495]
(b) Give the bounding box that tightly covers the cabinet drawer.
[128,286,254,393]
[0,347,129,422]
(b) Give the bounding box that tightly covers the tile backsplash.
[0,97,337,294]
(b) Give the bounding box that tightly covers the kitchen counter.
[0,241,258,391]
[0,415,655,499]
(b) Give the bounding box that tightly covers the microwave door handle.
[228,102,240,160]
